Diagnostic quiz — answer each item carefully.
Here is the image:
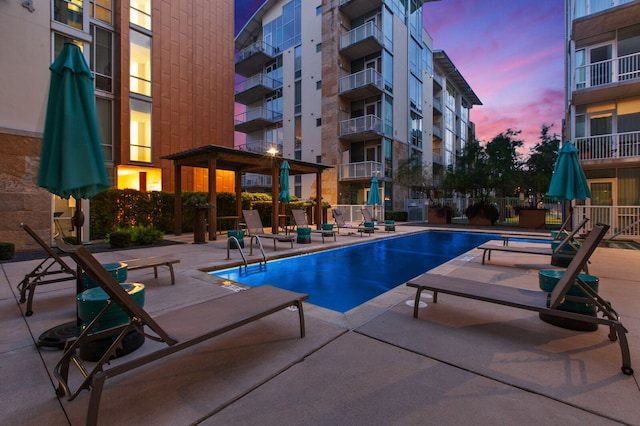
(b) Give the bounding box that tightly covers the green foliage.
[395,153,433,198]
[465,202,499,224]
[524,124,560,198]
[129,225,164,245]
[385,211,407,221]
[108,231,131,248]
[0,242,15,260]
[485,129,524,197]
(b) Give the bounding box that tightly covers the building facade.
[234,0,480,213]
[0,0,234,249]
[565,0,640,235]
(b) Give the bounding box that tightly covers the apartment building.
[0,0,234,249]
[565,0,640,235]
[234,0,480,213]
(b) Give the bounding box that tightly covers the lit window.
[53,0,84,30]
[91,0,113,25]
[130,30,151,96]
[130,0,152,30]
[130,99,152,163]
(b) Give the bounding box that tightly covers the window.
[91,0,113,25]
[130,99,152,163]
[130,30,152,96]
[294,81,301,115]
[130,0,152,30]
[316,80,321,90]
[93,26,113,93]
[53,0,84,30]
[316,43,321,53]
[316,5,322,15]
[316,118,322,126]
[96,97,113,162]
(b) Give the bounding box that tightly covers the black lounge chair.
[17,223,77,316]
[53,239,308,426]
[406,223,633,376]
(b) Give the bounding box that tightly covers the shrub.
[465,202,499,225]
[129,225,164,245]
[109,231,131,248]
[0,242,15,260]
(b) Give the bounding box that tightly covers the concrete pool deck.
[1,224,639,425]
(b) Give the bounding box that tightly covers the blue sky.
[235,0,565,149]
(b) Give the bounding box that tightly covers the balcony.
[235,74,282,105]
[572,0,635,19]
[234,107,282,133]
[574,52,640,91]
[432,125,442,139]
[339,68,383,100]
[432,96,443,115]
[235,41,278,77]
[339,21,383,61]
[339,115,383,141]
[236,140,283,156]
[339,161,383,181]
[339,0,383,20]
[242,173,272,188]
[432,152,443,165]
[575,131,640,161]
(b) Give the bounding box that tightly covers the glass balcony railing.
[339,68,383,95]
[340,21,383,51]
[572,0,634,19]
[339,115,383,138]
[235,140,283,156]
[339,161,383,180]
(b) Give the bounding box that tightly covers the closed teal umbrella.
[547,142,591,201]
[279,160,291,203]
[36,43,110,341]
[38,42,109,201]
[367,176,381,220]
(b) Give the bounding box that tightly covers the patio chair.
[242,209,295,251]
[332,209,356,234]
[53,239,308,426]
[407,222,633,376]
[17,223,77,316]
[478,218,590,271]
[291,209,336,242]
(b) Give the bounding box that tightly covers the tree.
[443,139,489,199]
[394,152,433,198]
[485,129,524,197]
[525,124,560,198]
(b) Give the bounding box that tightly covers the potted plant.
[465,202,499,226]
[427,203,452,224]
[515,205,547,229]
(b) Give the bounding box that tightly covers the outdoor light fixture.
[267,146,279,156]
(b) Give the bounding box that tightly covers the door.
[588,179,616,232]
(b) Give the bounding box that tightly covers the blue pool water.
[211,231,505,312]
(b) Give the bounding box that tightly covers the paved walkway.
[1,224,638,425]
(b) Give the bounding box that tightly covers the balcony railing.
[432,125,442,139]
[234,107,282,133]
[432,152,443,164]
[234,40,278,77]
[575,131,640,161]
[339,21,383,60]
[339,115,383,139]
[572,0,634,19]
[234,74,282,105]
[339,161,383,180]
[575,51,640,90]
[236,140,283,156]
[339,68,383,99]
[573,205,640,239]
[242,173,273,188]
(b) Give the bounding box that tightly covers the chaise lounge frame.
[290,209,337,242]
[406,223,633,375]
[242,209,296,251]
[478,218,589,270]
[17,223,77,316]
[53,239,309,425]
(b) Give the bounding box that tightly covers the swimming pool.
[211,231,506,313]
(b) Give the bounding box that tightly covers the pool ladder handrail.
[226,235,266,270]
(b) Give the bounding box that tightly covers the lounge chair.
[242,209,295,251]
[478,218,589,270]
[53,239,309,426]
[17,223,77,316]
[290,209,336,242]
[406,223,633,376]
[332,209,373,236]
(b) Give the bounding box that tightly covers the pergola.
[161,145,332,240]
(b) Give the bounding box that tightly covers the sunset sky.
[235,0,565,150]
